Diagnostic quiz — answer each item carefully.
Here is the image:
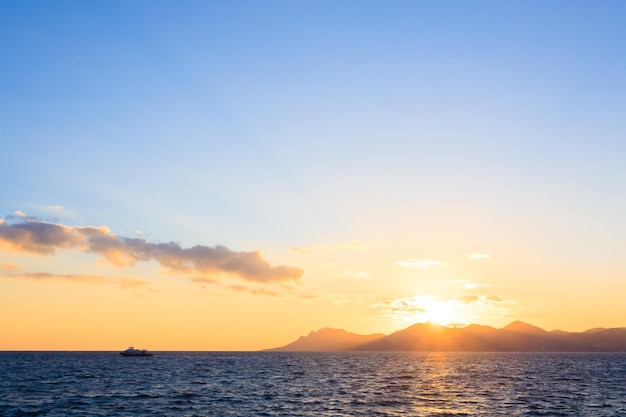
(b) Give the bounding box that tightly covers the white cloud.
[342,269,371,279]
[450,279,493,290]
[468,252,490,261]
[395,258,446,269]
[290,240,370,254]
[323,264,371,280]
[42,205,65,212]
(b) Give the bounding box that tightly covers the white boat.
[120,346,153,356]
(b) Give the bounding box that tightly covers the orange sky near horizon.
[1,215,625,351]
[2,2,626,350]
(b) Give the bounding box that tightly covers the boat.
[120,346,153,356]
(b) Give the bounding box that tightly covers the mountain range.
[265,321,626,352]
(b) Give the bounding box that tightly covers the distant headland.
[265,321,626,352]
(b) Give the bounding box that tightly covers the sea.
[1,351,625,416]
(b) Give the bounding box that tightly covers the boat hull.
[120,352,153,356]
[120,346,153,356]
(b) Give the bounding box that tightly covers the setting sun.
[376,295,478,328]
[3,2,626,416]
[420,299,470,327]
[2,0,626,353]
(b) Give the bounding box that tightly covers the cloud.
[341,269,371,279]
[40,205,77,221]
[323,263,371,279]
[290,240,369,254]
[468,252,490,261]
[0,262,23,272]
[0,215,303,284]
[194,282,327,299]
[456,295,480,304]
[370,296,430,322]
[4,271,148,289]
[0,220,89,254]
[395,258,446,269]
[450,279,493,290]
[226,284,280,297]
[371,293,514,325]
[42,205,65,212]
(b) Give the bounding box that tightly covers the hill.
[264,328,385,351]
[265,322,626,352]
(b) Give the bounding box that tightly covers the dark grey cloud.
[0,216,303,284]
[0,219,83,254]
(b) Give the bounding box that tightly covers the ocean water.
[1,351,625,416]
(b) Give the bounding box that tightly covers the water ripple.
[1,352,626,416]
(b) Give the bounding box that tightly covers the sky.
[1,0,626,350]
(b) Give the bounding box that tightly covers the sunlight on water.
[1,351,625,416]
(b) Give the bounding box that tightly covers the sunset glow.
[418,299,470,327]
[2,1,626,351]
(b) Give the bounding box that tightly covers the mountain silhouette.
[266,321,626,352]
[264,328,385,351]
[502,320,548,335]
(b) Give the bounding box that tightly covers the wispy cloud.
[450,279,493,290]
[4,271,148,289]
[226,284,281,297]
[323,263,371,279]
[290,240,369,254]
[468,252,490,261]
[0,214,303,284]
[371,296,430,322]
[195,282,329,300]
[371,293,515,325]
[341,269,371,279]
[40,205,77,221]
[0,262,22,272]
[395,258,446,269]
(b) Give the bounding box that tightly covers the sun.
[406,296,472,327]
[420,299,469,326]
[378,294,478,327]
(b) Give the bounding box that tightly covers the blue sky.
[2,1,626,348]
